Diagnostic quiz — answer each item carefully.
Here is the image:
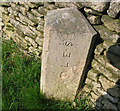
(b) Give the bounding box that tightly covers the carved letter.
[63,52,71,57]
[64,42,73,46]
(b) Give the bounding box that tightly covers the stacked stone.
[80,2,120,110]
[1,2,78,58]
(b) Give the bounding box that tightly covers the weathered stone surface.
[87,15,101,25]
[107,86,120,98]
[102,99,118,110]
[94,55,120,79]
[0,2,11,6]
[55,2,78,8]
[92,59,118,83]
[101,15,120,33]
[103,94,119,103]
[99,76,115,91]
[0,22,4,27]
[94,43,105,55]
[84,7,102,16]
[107,1,120,18]
[81,2,109,12]
[118,102,120,110]
[2,14,10,23]
[107,51,120,70]
[27,12,40,24]
[95,101,103,109]
[94,25,120,43]
[25,36,37,48]
[18,13,35,26]
[10,18,36,37]
[41,8,97,101]
[103,41,114,50]
[44,3,57,10]
[108,44,120,56]
[38,7,48,15]
[31,9,44,17]
[8,7,19,16]
[37,24,44,32]
[25,2,39,9]
[87,68,99,82]
[35,37,43,46]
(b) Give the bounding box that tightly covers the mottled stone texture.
[41,8,96,101]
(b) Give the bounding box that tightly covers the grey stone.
[94,25,120,43]
[108,44,120,56]
[107,86,120,98]
[118,102,120,110]
[107,50,120,70]
[107,1,120,18]
[102,99,118,110]
[101,15,120,33]
[41,8,97,101]
[103,94,119,103]
[81,2,109,12]
[95,101,103,109]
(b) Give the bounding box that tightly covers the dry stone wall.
[80,2,120,111]
[1,2,79,58]
[1,1,120,110]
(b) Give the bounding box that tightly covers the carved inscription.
[41,8,97,101]
[63,52,71,57]
[63,41,73,46]
[62,40,73,67]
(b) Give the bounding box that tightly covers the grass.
[2,39,93,110]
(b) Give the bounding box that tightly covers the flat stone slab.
[41,8,97,101]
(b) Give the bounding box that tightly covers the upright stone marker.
[41,8,97,101]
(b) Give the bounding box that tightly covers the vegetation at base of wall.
[2,39,93,110]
